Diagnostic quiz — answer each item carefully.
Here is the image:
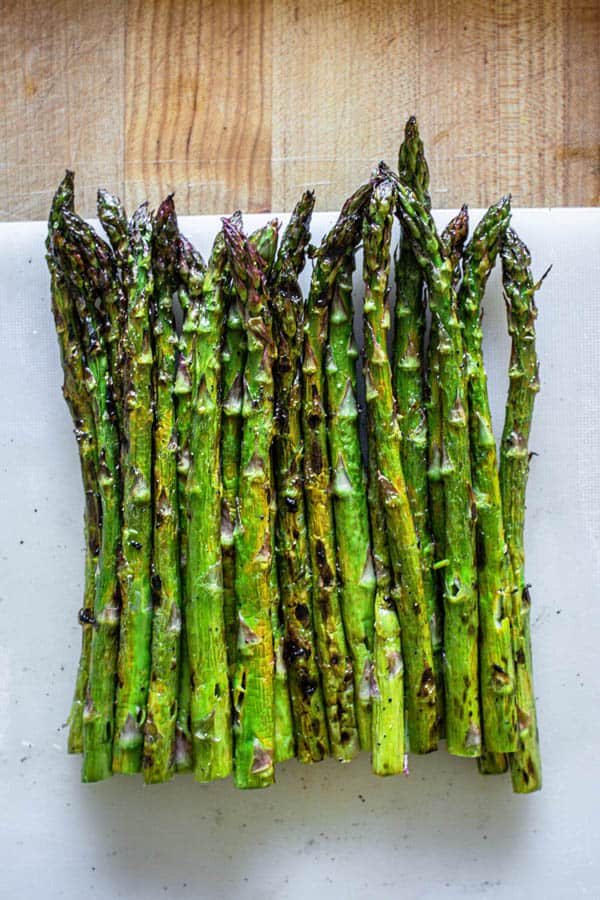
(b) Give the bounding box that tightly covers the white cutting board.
[0,209,599,900]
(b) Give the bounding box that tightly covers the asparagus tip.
[222,215,263,279]
[398,116,430,207]
[48,171,76,238]
[97,186,122,206]
[155,193,177,228]
[154,195,179,279]
[404,114,419,140]
[129,201,152,234]
[177,232,205,290]
[156,193,176,217]
[441,205,470,266]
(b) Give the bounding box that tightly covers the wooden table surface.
[1,1,598,220]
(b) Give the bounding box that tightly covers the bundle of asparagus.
[48,117,546,793]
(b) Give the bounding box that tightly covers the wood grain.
[563,2,600,205]
[0,0,125,220]
[124,0,272,215]
[273,0,598,211]
[0,0,598,220]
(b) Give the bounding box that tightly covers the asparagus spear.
[451,205,505,778]
[428,207,470,743]
[113,203,155,775]
[97,189,129,411]
[185,228,232,782]
[173,234,205,773]
[363,176,437,755]
[500,227,546,793]
[302,184,378,761]
[250,220,296,763]
[142,196,183,783]
[47,173,100,756]
[367,403,405,776]
[175,236,205,534]
[270,194,330,763]
[223,217,277,788]
[220,287,246,674]
[55,212,122,782]
[243,220,297,766]
[220,217,270,674]
[326,250,375,749]
[459,198,517,761]
[269,476,295,763]
[392,117,443,730]
[393,116,431,529]
[391,169,481,757]
[221,220,293,756]
[430,207,470,574]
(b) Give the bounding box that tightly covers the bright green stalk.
[219,219,295,762]
[56,212,122,782]
[500,227,545,794]
[302,184,375,762]
[427,211,468,577]
[223,218,277,788]
[393,118,442,732]
[392,169,481,757]
[432,207,470,538]
[363,177,437,755]
[223,221,292,759]
[185,229,232,783]
[252,220,296,764]
[113,204,155,775]
[459,198,517,762]
[176,235,206,550]
[270,194,330,763]
[430,207,470,743]
[173,234,205,773]
[47,174,100,756]
[454,207,505,779]
[450,221,509,770]
[220,221,278,676]
[367,404,405,776]
[143,196,183,783]
[326,250,375,749]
